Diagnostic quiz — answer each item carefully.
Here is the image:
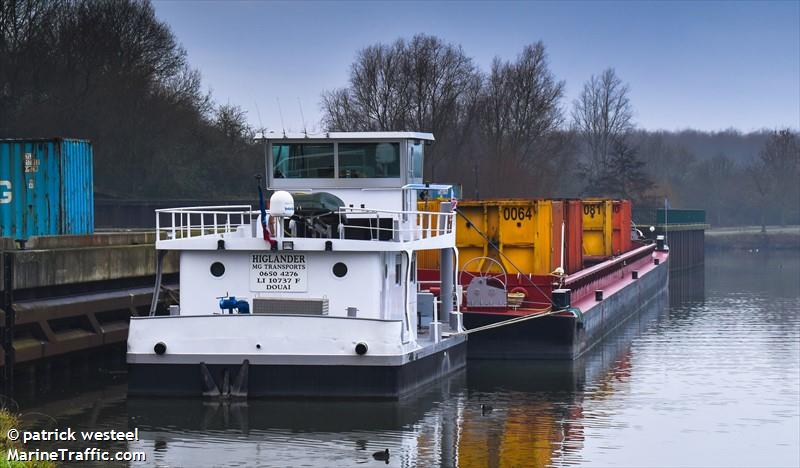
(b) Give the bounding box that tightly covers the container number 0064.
[502,207,532,221]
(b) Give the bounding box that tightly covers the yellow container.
[416,200,445,270]
[582,199,613,257]
[418,199,563,276]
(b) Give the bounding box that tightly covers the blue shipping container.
[0,138,94,239]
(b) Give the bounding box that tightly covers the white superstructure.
[127,132,466,398]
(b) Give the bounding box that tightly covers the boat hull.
[128,338,467,399]
[465,253,669,360]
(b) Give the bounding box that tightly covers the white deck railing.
[335,207,454,241]
[155,205,454,242]
[156,205,253,240]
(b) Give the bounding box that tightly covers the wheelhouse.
[264,132,432,212]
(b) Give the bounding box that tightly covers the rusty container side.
[418,199,581,276]
[563,200,584,274]
[495,199,549,276]
[454,199,559,276]
[455,202,494,272]
[611,200,632,255]
[549,201,565,274]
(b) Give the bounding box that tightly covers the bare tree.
[321,41,409,131]
[594,137,653,204]
[216,103,252,141]
[477,42,566,196]
[321,88,361,132]
[321,34,480,178]
[1,0,263,199]
[572,68,633,181]
[750,129,800,229]
[404,35,482,178]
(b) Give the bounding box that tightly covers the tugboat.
[127,132,466,398]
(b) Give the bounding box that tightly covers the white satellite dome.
[269,191,295,217]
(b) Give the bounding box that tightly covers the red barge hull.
[420,243,669,360]
[464,246,668,359]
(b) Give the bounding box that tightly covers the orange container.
[611,200,632,255]
[562,200,584,273]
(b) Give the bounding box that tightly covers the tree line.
[0,0,260,198]
[2,1,797,226]
[322,34,799,227]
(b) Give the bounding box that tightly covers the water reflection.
[126,375,465,468]
[669,266,705,306]
[12,251,800,467]
[460,287,668,468]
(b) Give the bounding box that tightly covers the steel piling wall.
[0,233,178,393]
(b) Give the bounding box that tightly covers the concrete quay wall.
[0,233,178,390]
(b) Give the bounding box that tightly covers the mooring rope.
[455,307,560,335]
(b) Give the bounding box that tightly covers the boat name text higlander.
[251,254,306,264]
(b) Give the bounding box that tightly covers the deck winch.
[218,295,250,314]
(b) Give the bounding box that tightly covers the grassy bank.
[0,410,53,468]
[706,226,800,250]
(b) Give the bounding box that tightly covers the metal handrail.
[564,243,655,286]
[156,205,253,240]
[336,206,450,217]
[155,205,254,213]
[154,205,455,241]
[334,207,454,239]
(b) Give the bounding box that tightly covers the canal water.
[10,250,800,467]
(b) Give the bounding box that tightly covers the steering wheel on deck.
[460,256,508,291]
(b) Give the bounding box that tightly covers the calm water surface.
[14,251,800,467]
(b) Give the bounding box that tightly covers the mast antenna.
[276,97,286,137]
[298,97,308,137]
[254,100,265,134]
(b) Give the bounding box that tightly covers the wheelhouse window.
[273,143,335,179]
[338,142,400,178]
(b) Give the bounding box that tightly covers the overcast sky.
[153,0,800,133]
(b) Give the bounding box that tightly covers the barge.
[127,132,466,398]
[418,199,669,359]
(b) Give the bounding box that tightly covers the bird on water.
[373,448,390,463]
[481,404,493,415]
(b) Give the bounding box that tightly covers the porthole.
[210,262,225,277]
[332,262,348,278]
